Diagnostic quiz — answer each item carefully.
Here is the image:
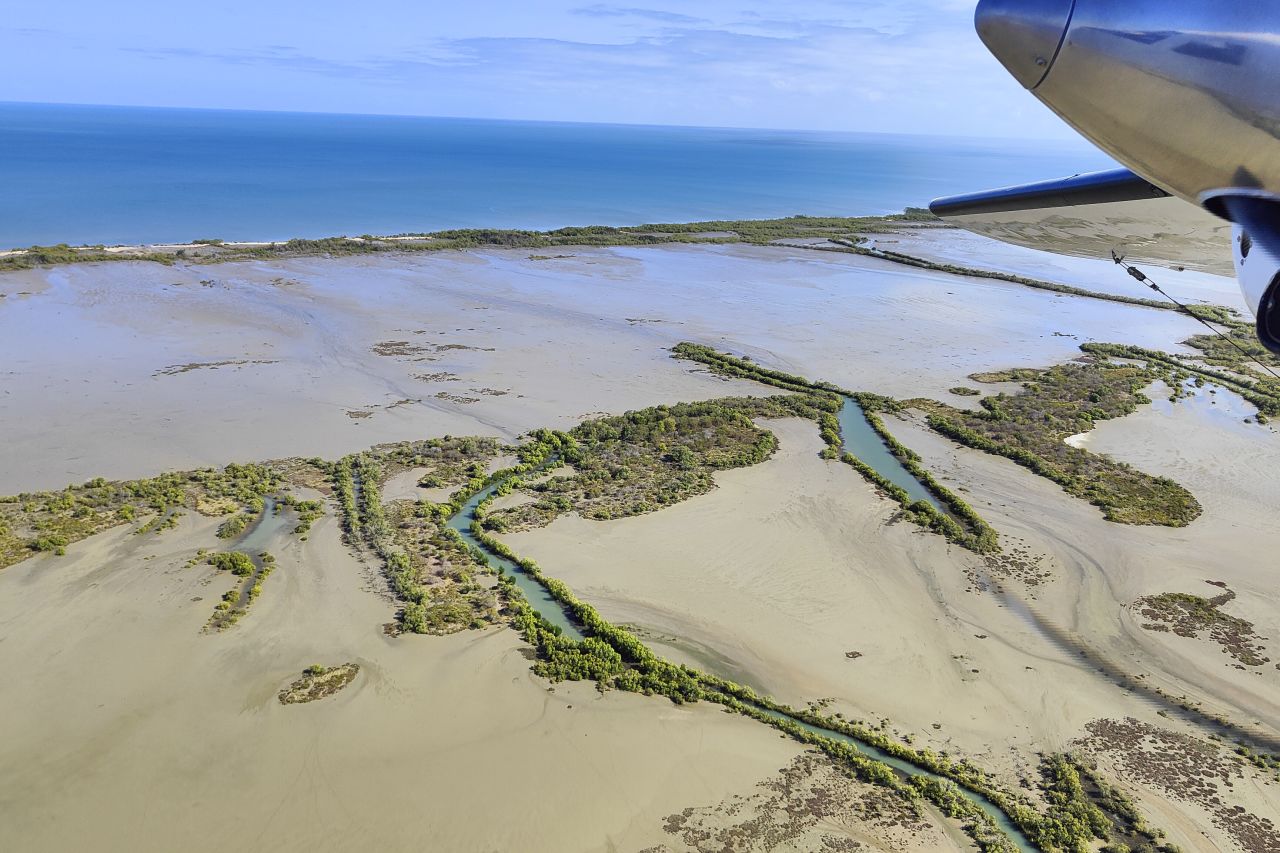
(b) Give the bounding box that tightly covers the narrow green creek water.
[447,482,584,640]
[443,426,1034,852]
[752,707,1034,851]
[838,397,946,513]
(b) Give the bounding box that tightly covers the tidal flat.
[2,228,1279,852]
[0,236,1212,493]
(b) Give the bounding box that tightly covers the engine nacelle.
[977,0,1280,351]
[1234,224,1280,354]
[977,0,1280,209]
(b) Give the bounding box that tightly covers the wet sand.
[504,420,1143,776]
[506,409,1280,851]
[867,227,1246,312]
[883,390,1280,852]
[0,504,822,853]
[0,238,1212,493]
[2,231,1276,851]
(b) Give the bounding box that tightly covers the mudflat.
[3,229,1278,852]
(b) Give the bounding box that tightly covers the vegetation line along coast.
[0,207,1244,328]
[0,212,940,269]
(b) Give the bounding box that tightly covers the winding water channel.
[838,397,946,512]
[447,482,584,640]
[441,419,1037,850]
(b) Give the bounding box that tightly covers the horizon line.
[0,98,1100,148]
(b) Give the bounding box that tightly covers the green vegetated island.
[7,216,1280,851]
[204,548,276,632]
[278,663,361,705]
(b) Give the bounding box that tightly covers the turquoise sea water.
[0,102,1113,248]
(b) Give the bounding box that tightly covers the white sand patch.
[380,466,433,502]
[1064,432,1090,449]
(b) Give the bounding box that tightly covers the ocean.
[0,102,1114,249]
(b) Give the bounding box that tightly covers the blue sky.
[1,0,1081,140]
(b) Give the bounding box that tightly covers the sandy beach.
[3,228,1278,851]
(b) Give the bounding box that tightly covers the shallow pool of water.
[237,498,291,552]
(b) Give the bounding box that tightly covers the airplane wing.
[929,168,1233,276]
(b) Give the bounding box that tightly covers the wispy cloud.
[571,5,709,26]
[2,25,61,37]
[7,1,1077,139]
[121,17,1007,116]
